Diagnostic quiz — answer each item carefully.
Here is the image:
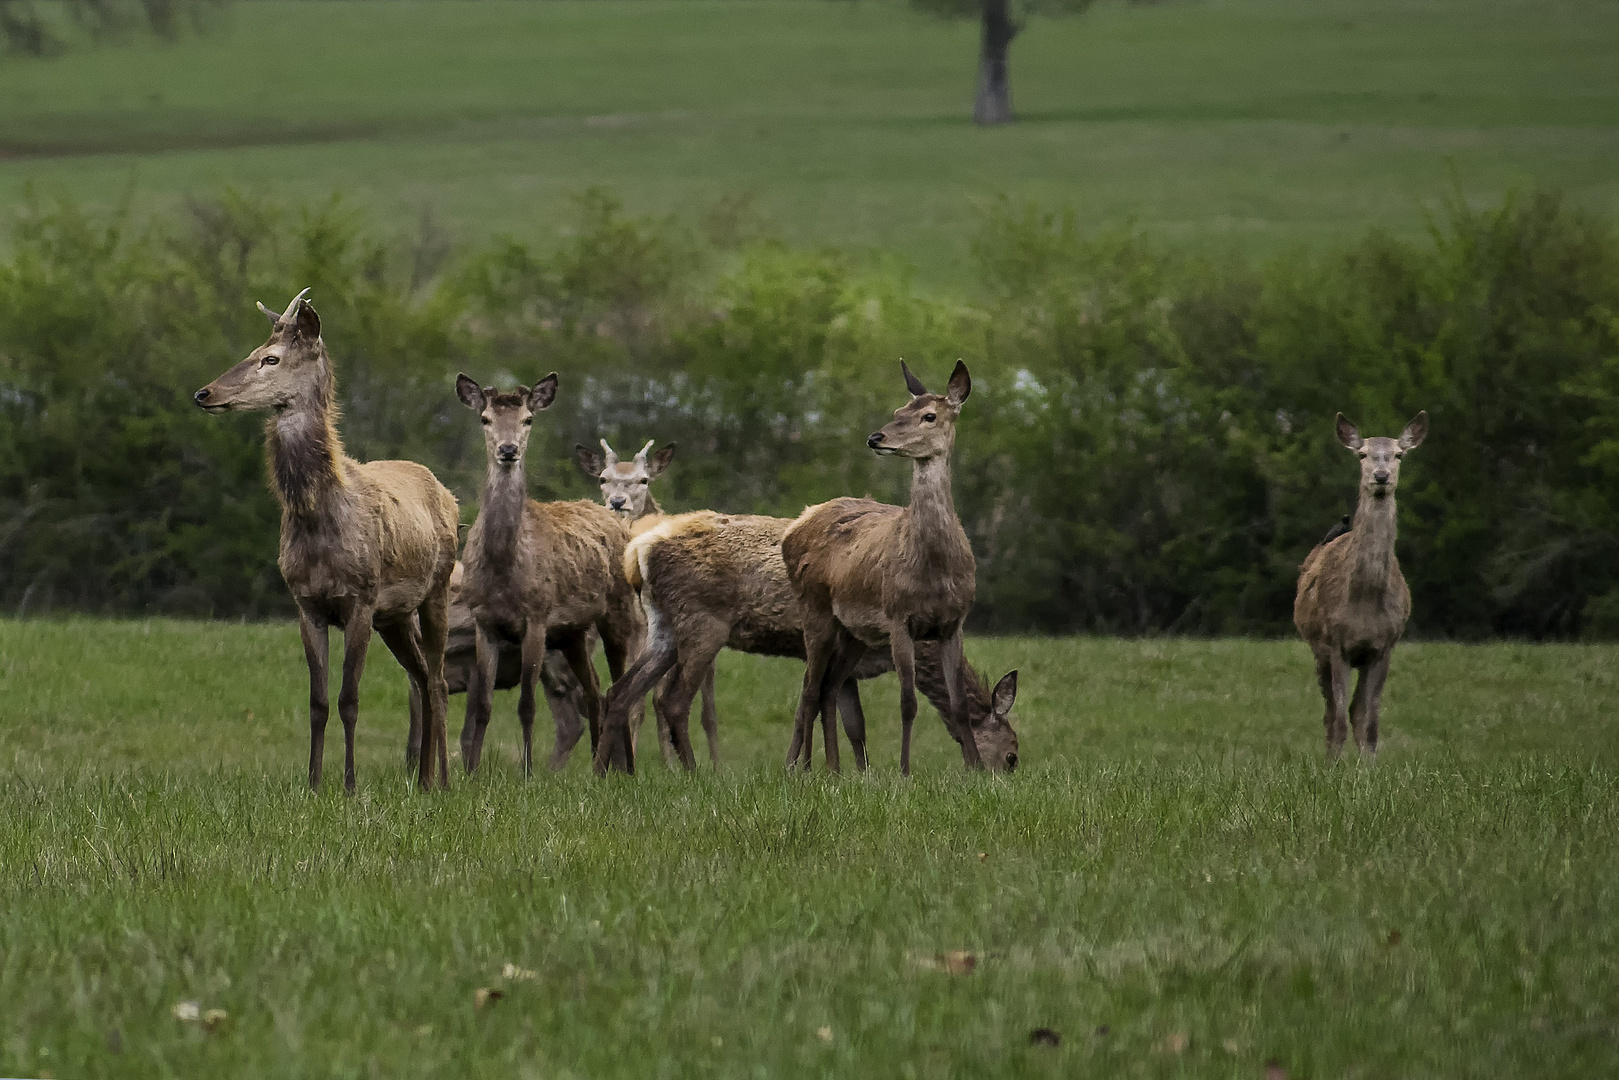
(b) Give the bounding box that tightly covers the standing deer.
[455,373,643,777]
[592,510,1019,775]
[194,290,458,792]
[779,360,983,775]
[1294,411,1428,758]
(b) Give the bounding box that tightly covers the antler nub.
[256,301,281,326]
[634,439,655,465]
[600,439,618,468]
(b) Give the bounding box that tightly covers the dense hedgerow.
[1,188,1616,636]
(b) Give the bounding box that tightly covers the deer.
[406,437,686,771]
[779,360,983,776]
[592,510,1019,775]
[193,289,458,793]
[454,373,644,777]
[1294,411,1429,759]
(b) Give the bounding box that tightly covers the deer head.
[575,439,675,518]
[970,670,1020,773]
[194,289,328,413]
[1336,411,1428,498]
[866,359,971,460]
[456,372,559,468]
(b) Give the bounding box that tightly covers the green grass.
[2,0,1618,277]
[3,618,1619,1077]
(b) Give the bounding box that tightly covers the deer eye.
[1395,451,1404,459]
[1358,452,1367,459]
[522,417,533,426]
[922,412,936,423]
[639,478,649,485]
[481,416,492,426]
[261,355,279,366]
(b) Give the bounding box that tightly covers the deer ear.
[531,372,559,410]
[1335,412,1363,451]
[290,292,320,341]
[455,373,485,411]
[646,442,676,478]
[1399,410,1428,450]
[991,670,1018,719]
[900,359,929,397]
[575,443,604,479]
[945,359,971,407]
[255,301,281,329]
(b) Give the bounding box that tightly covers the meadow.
[3,618,1618,1076]
[2,0,1618,276]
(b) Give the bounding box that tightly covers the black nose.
[498,443,519,459]
[193,388,210,405]
[867,432,884,449]
[610,496,626,509]
[1373,471,1390,484]
[1005,753,1018,772]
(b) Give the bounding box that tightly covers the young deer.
[1294,411,1429,758]
[783,359,993,775]
[592,510,1019,775]
[456,374,644,776]
[194,290,458,793]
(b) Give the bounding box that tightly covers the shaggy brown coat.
[194,290,458,792]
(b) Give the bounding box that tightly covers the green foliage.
[2,188,1616,635]
[0,0,223,56]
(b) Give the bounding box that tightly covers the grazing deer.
[594,518,1016,776]
[194,290,458,793]
[779,360,982,775]
[455,373,643,777]
[1294,411,1429,758]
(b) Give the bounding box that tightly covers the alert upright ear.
[944,359,971,407]
[1335,412,1363,451]
[290,294,320,341]
[1399,410,1429,451]
[991,670,1018,719]
[575,443,604,479]
[531,372,559,411]
[455,373,486,411]
[900,359,929,397]
[646,442,676,479]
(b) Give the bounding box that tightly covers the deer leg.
[599,612,642,776]
[405,613,423,771]
[790,628,837,771]
[891,628,918,778]
[417,579,452,791]
[556,634,601,767]
[656,658,710,772]
[815,636,866,774]
[465,623,502,775]
[592,633,676,777]
[377,618,439,792]
[298,610,330,792]
[1317,653,1350,760]
[541,648,586,772]
[1354,648,1394,757]
[836,679,868,772]
[517,625,547,779]
[700,663,720,768]
[337,605,374,795]
[937,628,983,770]
[650,666,681,768]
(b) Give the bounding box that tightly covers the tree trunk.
[973,0,1018,126]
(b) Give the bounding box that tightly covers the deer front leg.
[337,604,375,794]
[377,617,442,792]
[789,629,836,771]
[700,663,720,768]
[298,610,330,791]
[891,627,918,777]
[1317,652,1350,760]
[1352,648,1394,757]
[416,581,453,791]
[937,627,983,770]
[540,650,586,773]
[465,622,502,774]
[517,623,547,779]
[559,634,604,763]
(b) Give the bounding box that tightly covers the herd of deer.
[193,291,1428,792]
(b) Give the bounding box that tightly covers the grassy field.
[2,0,1618,276]
[3,619,1618,1077]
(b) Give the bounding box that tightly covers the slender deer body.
[1294,411,1428,758]
[592,510,1018,775]
[786,360,1007,775]
[455,374,643,777]
[194,290,457,792]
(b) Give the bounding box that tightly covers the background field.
[3,620,1618,1077]
[2,0,1618,277]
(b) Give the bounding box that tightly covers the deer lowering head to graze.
[1294,410,1429,758]
[194,290,458,792]
[455,373,644,777]
[779,360,990,775]
[591,510,1018,776]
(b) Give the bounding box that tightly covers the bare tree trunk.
[973,0,1018,126]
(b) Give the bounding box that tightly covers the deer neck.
[476,459,531,564]
[641,491,663,520]
[265,379,346,521]
[1349,490,1399,595]
[904,453,967,567]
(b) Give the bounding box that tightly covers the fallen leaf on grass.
[978,852,988,862]
[1385,930,1402,947]
[1158,1032,1189,1055]
[1223,1037,1242,1054]
[502,963,537,981]
[1264,1059,1289,1080]
[910,949,978,974]
[474,987,504,1009]
[1028,1027,1061,1047]
[201,1009,229,1031]
[816,1026,833,1043]
[171,1001,200,1022]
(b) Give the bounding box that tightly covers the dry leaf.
[978,852,988,862]
[1159,1032,1189,1054]
[1265,1059,1289,1080]
[501,963,537,981]
[473,987,504,1009]
[171,1001,201,1022]
[942,950,978,974]
[1223,1037,1242,1054]
[202,1009,229,1031]
[1028,1027,1061,1047]
[816,1026,833,1043]
[1385,930,1403,947]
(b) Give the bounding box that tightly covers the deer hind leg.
[836,679,868,772]
[298,609,331,791]
[417,581,453,791]
[378,617,439,792]
[558,633,602,764]
[1352,648,1394,757]
[540,648,586,772]
[815,633,866,774]
[789,613,839,771]
[700,663,720,767]
[657,657,714,772]
[596,604,643,775]
[891,627,919,777]
[1317,652,1350,760]
[405,613,424,772]
[936,627,983,770]
[515,623,551,779]
[337,603,376,794]
[465,622,503,775]
[592,626,677,777]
